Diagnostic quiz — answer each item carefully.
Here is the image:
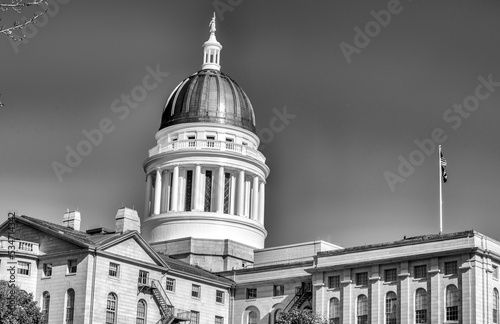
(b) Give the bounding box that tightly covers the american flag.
[441,151,448,183]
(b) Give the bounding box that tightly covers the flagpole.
[439,145,443,234]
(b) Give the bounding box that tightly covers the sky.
[1,0,500,249]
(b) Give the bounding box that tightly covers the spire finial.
[209,12,216,34]
[202,13,222,71]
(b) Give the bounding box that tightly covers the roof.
[317,230,476,258]
[160,69,256,133]
[159,254,234,286]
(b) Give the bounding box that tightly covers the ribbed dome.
[160,69,256,133]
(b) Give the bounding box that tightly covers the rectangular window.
[188,135,196,147]
[273,284,284,296]
[223,173,231,214]
[494,265,499,279]
[67,259,77,274]
[445,261,458,275]
[328,275,340,289]
[226,138,234,150]
[216,290,224,304]
[166,277,176,292]
[192,284,201,298]
[43,263,52,277]
[185,170,193,211]
[414,265,427,279]
[204,171,213,212]
[385,268,397,282]
[17,261,30,275]
[207,136,215,148]
[109,262,119,277]
[138,270,149,285]
[246,288,257,299]
[356,272,368,286]
[190,311,200,324]
[215,316,224,324]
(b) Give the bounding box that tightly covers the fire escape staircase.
[284,283,313,313]
[151,279,176,324]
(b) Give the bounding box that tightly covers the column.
[429,258,441,324]
[160,170,169,213]
[193,165,201,211]
[237,170,245,216]
[341,269,353,324]
[171,166,179,211]
[153,169,162,215]
[370,265,381,324]
[216,166,224,213]
[399,261,411,324]
[258,181,265,224]
[144,173,153,219]
[251,176,259,220]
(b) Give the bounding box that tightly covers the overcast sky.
[1,1,500,249]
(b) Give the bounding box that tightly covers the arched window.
[385,292,397,324]
[357,295,368,324]
[249,311,258,324]
[42,291,50,321]
[274,309,283,324]
[329,297,340,324]
[106,293,118,324]
[494,289,499,323]
[66,289,75,324]
[136,299,147,324]
[446,285,459,321]
[415,288,427,323]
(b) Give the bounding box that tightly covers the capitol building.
[1,17,500,324]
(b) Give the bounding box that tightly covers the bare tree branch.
[0,10,45,40]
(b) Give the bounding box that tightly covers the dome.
[159,69,256,133]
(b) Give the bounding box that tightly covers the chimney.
[63,210,81,231]
[115,208,141,234]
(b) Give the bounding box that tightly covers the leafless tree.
[1,0,46,106]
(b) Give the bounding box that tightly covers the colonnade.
[144,165,265,224]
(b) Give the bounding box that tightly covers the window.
[68,259,77,274]
[166,277,176,292]
[248,311,258,324]
[273,284,284,296]
[223,173,231,214]
[414,265,427,279]
[328,275,340,289]
[136,300,147,324]
[66,289,75,324]
[357,295,368,324]
[226,138,234,150]
[385,292,397,324]
[204,171,213,212]
[215,316,224,324]
[109,262,119,277]
[274,309,283,323]
[190,311,200,324]
[207,136,215,148]
[247,288,257,299]
[185,170,193,211]
[17,261,30,275]
[494,265,499,279]
[445,261,458,275]
[216,290,224,304]
[415,288,427,323]
[42,291,50,321]
[494,289,499,323]
[385,268,397,282]
[138,270,149,285]
[446,285,459,321]
[356,272,368,286]
[192,284,201,298]
[43,263,52,277]
[106,293,118,324]
[329,298,340,324]
[188,135,196,147]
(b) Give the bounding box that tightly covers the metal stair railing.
[284,284,313,313]
[151,279,175,324]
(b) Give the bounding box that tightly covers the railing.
[0,239,39,255]
[284,283,313,313]
[149,140,266,163]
